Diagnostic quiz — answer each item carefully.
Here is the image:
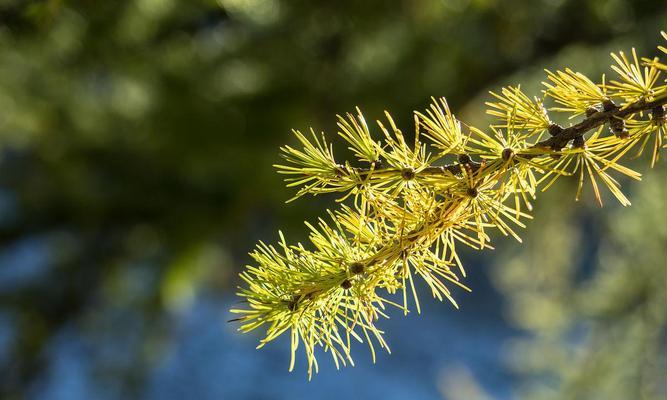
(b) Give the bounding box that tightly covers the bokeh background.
[0,1,666,399]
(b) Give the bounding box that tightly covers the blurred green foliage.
[491,167,667,400]
[0,0,666,398]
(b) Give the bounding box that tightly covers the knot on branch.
[457,153,472,165]
[610,117,629,139]
[545,124,569,151]
[548,123,564,136]
[501,148,514,161]
[652,105,666,124]
[602,99,618,112]
[349,262,365,275]
[401,168,416,180]
[287,297,299,312]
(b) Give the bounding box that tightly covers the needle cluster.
[231,32,667,378]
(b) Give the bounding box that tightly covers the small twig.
[340,95,667,178]
[536,96,667,149]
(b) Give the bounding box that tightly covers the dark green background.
[0,1,666,399]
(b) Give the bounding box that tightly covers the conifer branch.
[231,31,667,378]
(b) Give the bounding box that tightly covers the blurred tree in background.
[0,0,665,399]
[489,160,667,400]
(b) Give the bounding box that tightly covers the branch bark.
[341,95,667,178]
[536,96,667,150]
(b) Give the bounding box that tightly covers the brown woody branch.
[340,95,667,179]
[536,96,667,150]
